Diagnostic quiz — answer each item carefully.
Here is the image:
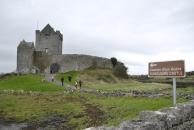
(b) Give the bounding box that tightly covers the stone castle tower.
[35,24,63,55]
[17,24,63,73]
[17,40,35,73]
[17,24,115,74]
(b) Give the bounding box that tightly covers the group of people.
[74,80,82,89]
[43,74,82,89]
[59,76,82,89]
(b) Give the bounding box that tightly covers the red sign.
[148,60,185,77]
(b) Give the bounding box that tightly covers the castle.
[17,24,116,74]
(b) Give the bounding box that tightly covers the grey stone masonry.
[17,40,35,73]
[85,100,194,130]
[35,24,62,55]
[34,54,114,73]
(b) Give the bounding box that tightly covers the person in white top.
[51,75,54,82]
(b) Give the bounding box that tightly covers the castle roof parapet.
[18,40,34,48]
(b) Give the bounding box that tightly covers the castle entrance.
[50,63,60,74]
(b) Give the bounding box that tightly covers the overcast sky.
[0,0,194,74]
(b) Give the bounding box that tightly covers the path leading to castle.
[43,74,193,99]
[44,73,61,86]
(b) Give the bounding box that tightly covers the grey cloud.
[0,49,16,72]
[0,49,16,62]
[0,0,194,74]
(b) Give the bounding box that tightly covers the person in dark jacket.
[61,77,64,86]
[78,80,82,89]
[68,76,72,82]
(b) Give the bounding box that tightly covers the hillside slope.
[0,74,63,92]
[56,68,173,93]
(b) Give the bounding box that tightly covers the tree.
[113,63,128,79]
[110,57,118,67]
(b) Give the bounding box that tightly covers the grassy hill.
[0,69,191,129]
[0,74,63,92]
[56,69,118,84]
[56,68,173,93]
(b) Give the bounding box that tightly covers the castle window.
[45,48,48,53]
[45,34,50,39]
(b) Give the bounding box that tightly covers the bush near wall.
[113,63,128,79]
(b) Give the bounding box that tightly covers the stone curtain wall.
[86,101,194,130]
[33,54,114,73]
[48,54,113,73]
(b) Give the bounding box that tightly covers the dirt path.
[44,73,62,86]
[84,103,107,127]
[75,95,108,127]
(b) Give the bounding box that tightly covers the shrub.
[110,57,118,67]
[113,63,128,79]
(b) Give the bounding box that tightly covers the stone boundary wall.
[86,101,194,130]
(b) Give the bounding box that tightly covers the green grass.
[0,69,176,94]
[56,69,118,84]
[56,69,172,93]
[0,71,192,129]
[88,95,187,126]
[177,86,194,94]
[85,81,171,92]
[0,74,63,92]
[147,75,194,82]
[78,68,118,83]
[0,92,188,129]
[0,93,86,128]
[177,75,194,81]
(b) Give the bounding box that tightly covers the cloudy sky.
[0,0,194,74]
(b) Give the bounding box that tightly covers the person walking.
[68,76,72,82]
[51,75,54,82]
[75,81,78,89]
[61,77,64,86]
[78,80,82,89]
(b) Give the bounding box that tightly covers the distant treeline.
[186,71,194,76]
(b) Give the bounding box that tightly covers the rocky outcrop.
[86,100,194,130]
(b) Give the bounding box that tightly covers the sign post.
[173,77,176,106]
[148,60,185,106]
